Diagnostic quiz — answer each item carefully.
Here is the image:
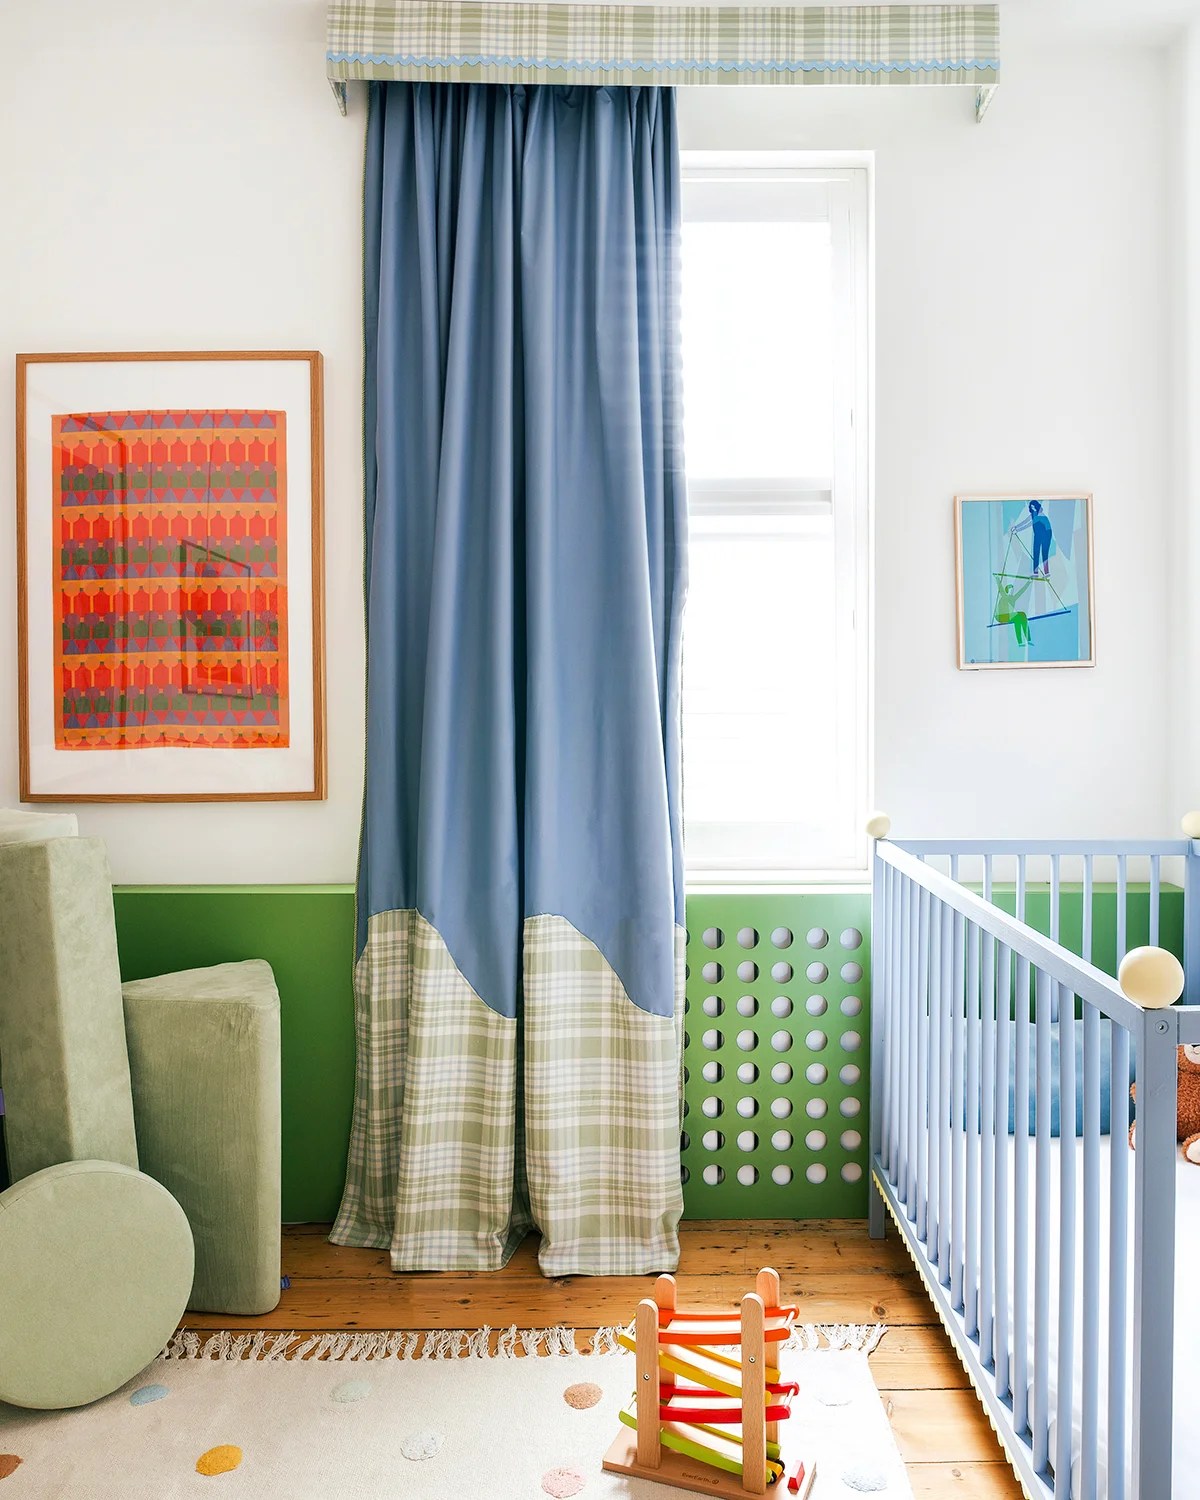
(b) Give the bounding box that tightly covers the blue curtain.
[333,82,688,1275]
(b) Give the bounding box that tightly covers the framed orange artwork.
[16,352,325,801]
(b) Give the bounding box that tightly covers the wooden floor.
[183,1220,1022,1499]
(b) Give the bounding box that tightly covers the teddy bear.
[1129,1044,1200,1164]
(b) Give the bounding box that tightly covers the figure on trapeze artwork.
[954,493,1095,669]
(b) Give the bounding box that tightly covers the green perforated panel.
[682,893,871,1219]
[98,886,875,1223]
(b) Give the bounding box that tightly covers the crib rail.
[870,834,1191,1500]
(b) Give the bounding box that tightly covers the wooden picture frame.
[16,351,326,801]
[954,492,1095,671]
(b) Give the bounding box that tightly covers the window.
[680,157,870,879]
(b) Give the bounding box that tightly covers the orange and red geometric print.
[52,409,289,750]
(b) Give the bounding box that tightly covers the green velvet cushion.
[0,838,138,1181]
[123,960,282,1316]
[0,1159,193,1409]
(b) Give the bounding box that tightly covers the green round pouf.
[0,1160,194,1409]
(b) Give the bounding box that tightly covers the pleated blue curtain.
[332,81,688,1275]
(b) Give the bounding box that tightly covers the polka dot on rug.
[129,1384,169,1407]
[401,1431,442,1462]
[196,1445,243,1477]
[0,1455,21,1481]
[841,1463,889,1492]
[562,1381,602,1410]
[330,1378,372,1404]
[541,1465,586,1497]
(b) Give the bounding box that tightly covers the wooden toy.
[602,1268,816,1498]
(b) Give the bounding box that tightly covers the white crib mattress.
[974,1135,1200,1498]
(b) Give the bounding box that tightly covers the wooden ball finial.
[865,812,891,841]
[1182,811,1200,839]
[1118,946,1185,1009]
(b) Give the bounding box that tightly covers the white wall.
[679,28,1174,844]
[1169,23,1200,823]
[0,0,367,883]
[0,4,1177,881]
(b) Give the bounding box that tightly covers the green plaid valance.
[327,4,1000,116]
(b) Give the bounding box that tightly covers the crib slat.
[886,864,900,1175]
[1111,858,1131,1500]
[965,920,981,1338]
[1081,860,1098,1500]
[1131,1019,1178,1500]
[879,863,889,1175]
[898,876,911,1205]
[1017,853,1027,924]
[869,849,886,1236]
[1013,951,1032,1440]
[950,907,966,1314]
[1080,1002,1101,1500]
[927,898,942,1263]
[1050,855,1061,1023]
[1050,853,1061,943]
[994,940,1012,1403]
[938,903,954,1285]
[1032,967,1052,1475]
[915,886,930,1238]
[1055,982,1077,1494]
[1117,854,1128,964]
[1082,855,1093,965]
[906,879,921,1220]
[980,905,997,1371]
[1109,1022,1131,1500]
[1150,853,1161,948]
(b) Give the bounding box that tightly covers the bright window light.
[682,221,834,480]
[679,161,870,877]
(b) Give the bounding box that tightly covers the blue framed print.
[955,493,1095,670]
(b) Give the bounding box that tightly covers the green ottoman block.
[0,1159,193,1409]
[122,960,282,1315]
[0,837,138,1181]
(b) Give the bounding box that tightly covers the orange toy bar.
[601,1268,817,1500]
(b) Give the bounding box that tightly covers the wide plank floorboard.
[182,1219,1017,1495]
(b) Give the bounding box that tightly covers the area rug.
[0,1324,911,1500]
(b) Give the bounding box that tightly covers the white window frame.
[680,153,873,885]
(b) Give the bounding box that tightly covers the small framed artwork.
[954,493,1095,670]
[16,351,326,800]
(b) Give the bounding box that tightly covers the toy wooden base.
[601,1429,816,1500]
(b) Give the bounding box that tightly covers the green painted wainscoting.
[109,883,1184,1225]
[112,887,874,1223]
[113,887,358,1226]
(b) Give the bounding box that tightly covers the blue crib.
[869,824,1200,1500]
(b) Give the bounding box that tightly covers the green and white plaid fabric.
[332,910,528,1269]
[327,3,999,97]
[333,909,684,1273]
[523,915,685,1275]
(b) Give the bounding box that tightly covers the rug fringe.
[161,1320,885,1362]
[160,1323,628,1362]
[785,1322,887,1355]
